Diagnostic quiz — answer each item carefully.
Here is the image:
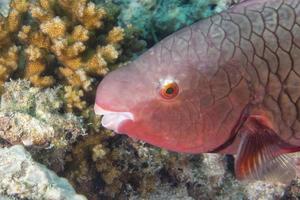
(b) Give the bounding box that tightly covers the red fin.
[235,116,299,183]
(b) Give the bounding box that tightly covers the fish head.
[95,44,234,153]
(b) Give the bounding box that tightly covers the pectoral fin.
[235,115,300,183]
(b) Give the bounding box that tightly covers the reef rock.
[0,145,86,200]
[66,134,288,199]
[0,80,85,148]
[0,80,86,172]
[105,0,240,42]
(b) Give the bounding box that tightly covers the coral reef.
[0,80,86,171]
[23,0,111,89]
[65,134,288,200]
[1,0,298,199]
[0,0,27,86]
[0,80,85,148]
[0,195,18,200]
[0,0,145,113]
[20,0,127,113]
[283,179,300,199]
[130,184,194,200]
[0,145,86,200]
[65,135,172,199]
[245,181,286,200]
[97,0,239,43]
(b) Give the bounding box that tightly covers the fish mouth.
[94,104,134,132]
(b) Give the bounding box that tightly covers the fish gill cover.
[0,0,299,200]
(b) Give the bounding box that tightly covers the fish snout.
[94,104,134,133]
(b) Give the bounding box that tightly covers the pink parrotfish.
[95,0,300,182]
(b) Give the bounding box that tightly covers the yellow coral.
[7,9,21,32]
[59,68,92,91]
[107,27,125,44]
[30,4,52,22]
[39,0,54,11]
[75,69,92,91]
[50,38,67,56]
[0,18,9,44]
[30,75,55,88]
[29,32,51,49]
[11,0,29,12]
[60,57,82,71]
[18,25,31,41]
[25,61,45,76]
[0,0,143,113]
[0,46,19,85]
[64,86,86,112]
[65,42,86,58]
[100,45,119,62]
[40,17,66,39]
[22,0,118,91]
[0,1,30,86]
[71,0,107,30]
[25,45,42,61]
[85,53,108,75]
[7,0,29,32]
[92,144,107,161]
[25,61,55,87]
[72,25,89,42]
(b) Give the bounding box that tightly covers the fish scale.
[95,0,300,182]
[172,0,300,145]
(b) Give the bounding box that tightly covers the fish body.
[95,0,300,182]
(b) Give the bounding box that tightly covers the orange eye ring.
[159,82,179,99]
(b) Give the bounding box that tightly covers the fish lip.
[94,104,134,132]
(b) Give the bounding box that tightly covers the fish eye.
[159,81,179,99]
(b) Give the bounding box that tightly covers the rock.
[130,184,194,200]
[0,145,86,200]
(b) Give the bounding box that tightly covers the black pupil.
[208,4,217,11]
[166,87,174,95]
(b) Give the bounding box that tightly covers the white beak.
[94,104,134,132]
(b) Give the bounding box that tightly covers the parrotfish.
[95,0,300,182]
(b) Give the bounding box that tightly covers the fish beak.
[94,104,134,132]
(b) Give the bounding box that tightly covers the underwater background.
[0,0,300,199]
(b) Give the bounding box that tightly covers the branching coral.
[0,0,28,85]
[19,0,125,111]
[0,0,145,112]
[0,45,19,86]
